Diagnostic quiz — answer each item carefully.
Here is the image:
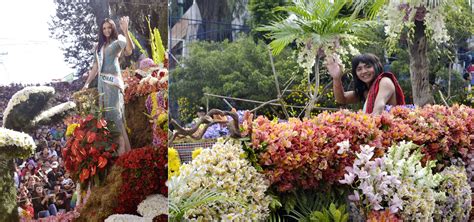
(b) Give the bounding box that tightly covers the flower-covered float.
[169,104,474,221]
[65,57,169,222]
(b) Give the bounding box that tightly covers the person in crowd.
[47,161,63,189]
[82,16,134,155]
[325,53,406,114]
[31,184,57,219]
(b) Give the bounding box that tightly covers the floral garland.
[62,114,118,185]
[170,139,271,221]
[0,127,36,159]
[31,101,76,125]
[137,194,168,218]
[2,86,55,127]
[114,145,168,214]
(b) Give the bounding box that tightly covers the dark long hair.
[351,53,384,101]
[97,18,119,53]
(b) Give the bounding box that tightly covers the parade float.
[169,105,474,221]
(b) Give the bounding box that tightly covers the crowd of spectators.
[0,79,84,219]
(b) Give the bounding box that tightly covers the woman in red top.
[325,53,405,114]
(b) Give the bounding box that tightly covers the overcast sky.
[0,0,75,85]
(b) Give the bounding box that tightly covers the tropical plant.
[352,0,474,106]
[146,17,166,65]
[283,189,347,222]
[258,0,372,117]
[309,203,349,222]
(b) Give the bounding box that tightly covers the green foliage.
[169,188,228,221]
[146,17,166,65]
[248,0,287,42]
[277,189,347,222]
[170,36,302,122]
[49,1,97,76]
[309,203,349,222]
[129,31,148,58]
[258,0,372,55]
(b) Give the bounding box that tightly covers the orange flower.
[98,156,108,168]
[79,168,90,183]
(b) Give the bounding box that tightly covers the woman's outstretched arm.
[119,16,134,56]
[325,55,358,104]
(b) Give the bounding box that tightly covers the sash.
[100,73,125,93]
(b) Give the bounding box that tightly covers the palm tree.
[352,0,473,106]
[258,0,372,118]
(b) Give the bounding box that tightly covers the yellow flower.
[66,123,80,137]
[192,147,203,160]
[168,147,181,179]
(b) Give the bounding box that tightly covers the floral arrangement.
[137,194,168,218]
[434,165,472,221]
[245,105,474,192]
[2,86,55,130]
[250,109,382,192]
[0,127,36,159]
[168,147,181,179]
[72,89,99,117]
[366,209,402,222]
[200,110,246,139]
[62,114,118,185]
[380,104,474,162]
[114,145,168,214]
[66,123,80,137]
[191,147,202,159]
[104,214,150,222]
[145,91,168,147]
[31,101,76,126]
[169,139,271,221]
[340,141,445,221]
[124,67,168,104]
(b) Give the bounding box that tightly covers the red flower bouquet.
[113,145,168,214]
[62,113,118,185]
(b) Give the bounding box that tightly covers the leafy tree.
[352,0,473,106]
[170,36,303,123]
[248,0,287,42]
[49,1,98,77]
[257,0,372,117]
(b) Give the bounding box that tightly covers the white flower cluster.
[383,1,450,51]
[171,138,271,221]
[104,214,152,222]
[340,141,445,221]
[384,141,444,221]
[137,194,168,218]
[340,144,403,213]
[2,86,55,125]
[296,41,318,76]
[0,127,36,157]
[434,165,472,221]
[31,101,76,125]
